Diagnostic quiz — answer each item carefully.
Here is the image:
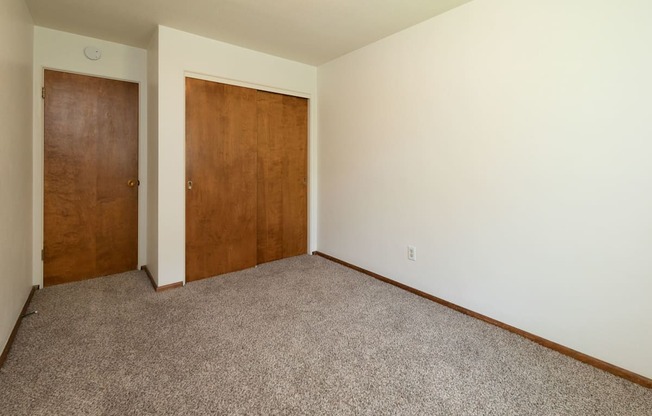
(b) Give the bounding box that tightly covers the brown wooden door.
[185,78,258,282]
[256,91,308,263]
[44,70,139,286]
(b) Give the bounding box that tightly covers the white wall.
[146,29,159,283]
[318,0,652,378]
[32,28,148,285]
[0,0,33,352]
[152,26,317,286]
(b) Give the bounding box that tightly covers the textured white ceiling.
[25,0,473,65]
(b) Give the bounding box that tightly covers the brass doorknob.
[127,179,137,187]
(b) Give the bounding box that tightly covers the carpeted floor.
[0,255,650,415]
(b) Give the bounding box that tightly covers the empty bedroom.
[0,0,650,414]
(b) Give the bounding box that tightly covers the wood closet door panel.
[185,78,258,281]
[256,91,308,263]
[44,70,139,286]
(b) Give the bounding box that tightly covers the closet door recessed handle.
[187,180,193,190]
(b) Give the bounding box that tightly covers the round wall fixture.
[84,46,102,60]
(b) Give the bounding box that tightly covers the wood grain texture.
[44,70,139,286]
[0,285,38,369]
[312,251,652,389]
[256,91,308,264]
[185,78,258,281]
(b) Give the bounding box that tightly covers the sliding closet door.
[185,78,257,281]
[256,91,308,263]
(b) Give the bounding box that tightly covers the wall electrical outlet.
[407,245,417,261]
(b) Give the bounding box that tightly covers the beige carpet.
[1,255,650,415]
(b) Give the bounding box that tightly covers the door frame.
[184,72,315,283]
[33,67,147,288]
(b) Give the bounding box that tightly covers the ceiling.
[25,0,473,65]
